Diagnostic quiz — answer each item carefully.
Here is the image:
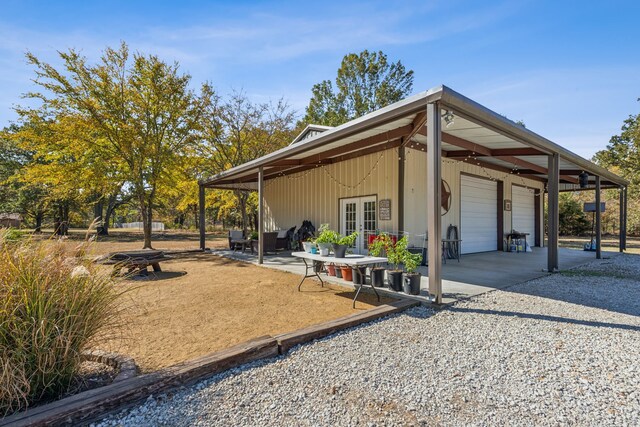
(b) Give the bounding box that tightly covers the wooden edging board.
[2,299,419,427]
[1,336,277,427]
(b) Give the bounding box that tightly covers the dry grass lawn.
[56,231,393,372]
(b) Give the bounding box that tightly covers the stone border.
[81,350,138,382]
[1,301,419,427]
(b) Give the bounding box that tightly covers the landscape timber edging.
[1,300,419,427]
[275,299,420,353]
[0,336,278,427]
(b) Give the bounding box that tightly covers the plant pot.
[403,273,421,295]
[351,268,366,285]
[387,270,403,292]
[313,261,324,273]
[335,267,343,278]
[370,267,386,287]
[318,243,331,256]
[302,241,313,253]
[311,246,318,255]
[340,266,353,281]
[332,243,348,258]
[327,263,336,276]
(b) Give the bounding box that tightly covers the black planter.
[370,268,386,287]
[403,273,421,295]
[332,243,348,258]
[387,270,403,291]
[352,268,366,285]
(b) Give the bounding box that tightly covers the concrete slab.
[211,247,619,304]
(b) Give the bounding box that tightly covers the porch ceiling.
[201,85,627,191]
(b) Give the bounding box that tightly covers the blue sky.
[1,0,639,158]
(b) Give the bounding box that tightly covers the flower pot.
[302,241,313,253]
[370,267,386,287]
[387,270,403,291]
[335,267,343,278]
[318,242,331,256]
[313,260,324,273]
[403,273,421,295]
[332,243,348,258]
[340,266,353,281]
[311,246,318,255]
[327,263,336,276]
[351,268,366,285]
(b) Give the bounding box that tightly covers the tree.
[21,43,214,248]
[558,193,591,236]
[200,91,296,232]
[593,103,640,234]
[302,50,414,127]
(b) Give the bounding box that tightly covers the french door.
[340,196,377,254]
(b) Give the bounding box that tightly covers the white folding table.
[291,252,388,308]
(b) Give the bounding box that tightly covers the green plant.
[368,233,391,257]
[386,236,408,271]
[314,224,340,245]
[403,251,422,274]
[337,231,358,247]
[0,231,125,416]
[249,231,259,240]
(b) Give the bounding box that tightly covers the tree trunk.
[34,212,43,233]
[193,205,199,230]
[235,190,249,234]
[140,196,153,249]
[94,199,108,235]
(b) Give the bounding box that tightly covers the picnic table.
[291,252,388,308]
[97,250,172,277]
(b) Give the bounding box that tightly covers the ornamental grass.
[0,230,125,416]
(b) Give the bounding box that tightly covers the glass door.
[340,196,377,254]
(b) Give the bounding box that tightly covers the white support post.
[547,153,559,272]
[426,102,442,304]
[258,167,264,264]
[595,176,602,259]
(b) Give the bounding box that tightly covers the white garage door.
[461,175,497,254]
[512,185,536,240]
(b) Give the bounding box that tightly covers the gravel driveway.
[96,254,640,426]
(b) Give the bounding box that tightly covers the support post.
[595,176,602,259]
[619,186,625,252]
[398,145,405,234]
[199,184,206,251]
[426,102,442,304]
[623,186,628,250]
[258,167,264,265]
[547,153,559,272]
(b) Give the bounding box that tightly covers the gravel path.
[96,254,640,426]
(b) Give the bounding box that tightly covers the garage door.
[512,185,536,241]
[461,175,497,254]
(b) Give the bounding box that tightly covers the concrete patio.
[211,247,619,304]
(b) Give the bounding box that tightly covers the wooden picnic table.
[97,250,172,277]
[292,252,388,308]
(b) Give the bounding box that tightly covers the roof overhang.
[200,85,627,191]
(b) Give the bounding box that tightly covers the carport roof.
[200,85,627,191]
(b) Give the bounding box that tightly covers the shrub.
[0,231,124,416]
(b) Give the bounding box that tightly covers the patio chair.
[275,226,296,250]
[252,232,278,254]
[228,229,245,250]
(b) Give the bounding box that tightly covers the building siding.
[263,146,545,250]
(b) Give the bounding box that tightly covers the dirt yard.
[64,230,392,372]
[559,234,640,254]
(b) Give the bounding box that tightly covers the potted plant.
[302,239,315,253]
[326,263,337,276]
[402,250,423,295]
[386,236,408,291]
[314,224,339,256]
[333,231,358,258]
[368,233,391,287]
[339,264,353,281]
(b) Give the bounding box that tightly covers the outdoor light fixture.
[579,171,589,188]
[442,110,455,128]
